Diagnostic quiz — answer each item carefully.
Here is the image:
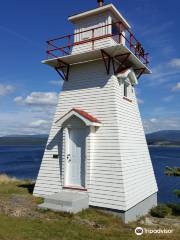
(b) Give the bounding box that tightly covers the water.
[149,146,180,204]
[0,145,179,204]
[0,145,44,180]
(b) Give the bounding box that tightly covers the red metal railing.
[46,21,149,66]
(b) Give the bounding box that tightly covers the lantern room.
[68,3,130,54]
[44,1,151,81]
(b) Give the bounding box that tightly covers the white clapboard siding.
[71,10,118,54]
[34,59,157,212]
[111,75,158,210]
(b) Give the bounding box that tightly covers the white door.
[66,128,86,188]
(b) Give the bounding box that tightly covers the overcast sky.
[0,0,180,136]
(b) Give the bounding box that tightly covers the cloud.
[150,107,168,116]
[163,95,174,102]
[29,120,49,128]
[8,92,59,136]
[137,98,144,104]
[147,60,180,86]
[0,110,53,136]
[14,92,58,106]
[14,96,23,104]
[143,117,180,133]
[169,58,180,68]
[172,82,180,92]
[0,84,14,96]
[150,118,158,123]
[49,80,63,86]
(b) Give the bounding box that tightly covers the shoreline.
[0,144,180,147]
[148,145,180,148]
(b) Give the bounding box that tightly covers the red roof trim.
[72,108,101,123]
[56,108,101,125]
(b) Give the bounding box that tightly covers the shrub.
[150,204,172,218]
[167,203,180,216]
[165,167,180,176]
[173,189,180,198]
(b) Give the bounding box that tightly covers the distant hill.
[0,135,48,146]
[0,130,180,146]
[146,130,180,146]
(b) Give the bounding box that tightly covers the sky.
[0,0,180,136]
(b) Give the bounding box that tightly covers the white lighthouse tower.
[34,0,158,223]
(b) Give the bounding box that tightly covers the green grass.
[0,177,179,240]
[0,214,133,240]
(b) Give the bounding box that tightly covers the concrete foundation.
[39,191,89,214]
[93,193,157,223]
[39,191,157,223]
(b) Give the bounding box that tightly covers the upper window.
[123,80,132,100]
[112,23,120,36]
[124,82,128,98]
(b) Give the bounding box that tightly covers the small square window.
[124,82,129,98]
[123,80,132,101]
[112,24,119,36]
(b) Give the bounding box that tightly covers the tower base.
[92,193,157,223]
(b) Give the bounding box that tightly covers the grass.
[0,174,18,184]
[0,175,179,240]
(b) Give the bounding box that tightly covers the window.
[82,29,91,40]
[123,80,132,101]
[124,83,127,97]
[117,74,132,101]
[124,82,129,98]
[112,22,120,36]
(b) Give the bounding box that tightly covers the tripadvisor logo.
[135,227,143,235]
[135,227,174,235]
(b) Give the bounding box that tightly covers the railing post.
[68,35,71,50]
[145,53,149,66]
[45,21,149,67]
[92,29,95,50]
[119,22,122,43]
[138,49,141,61]
[46,41,50,59]
[130,33,133,50]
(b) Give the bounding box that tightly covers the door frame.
[64,127,88,190]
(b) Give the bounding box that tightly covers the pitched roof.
[72,108,101,123]
[55,108,101,127]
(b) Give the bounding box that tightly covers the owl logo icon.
[135,227,144,235]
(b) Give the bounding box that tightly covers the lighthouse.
[34,0,158,223]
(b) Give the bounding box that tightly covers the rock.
[144,217,156,225]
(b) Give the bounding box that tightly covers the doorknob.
[67,154,71,162]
